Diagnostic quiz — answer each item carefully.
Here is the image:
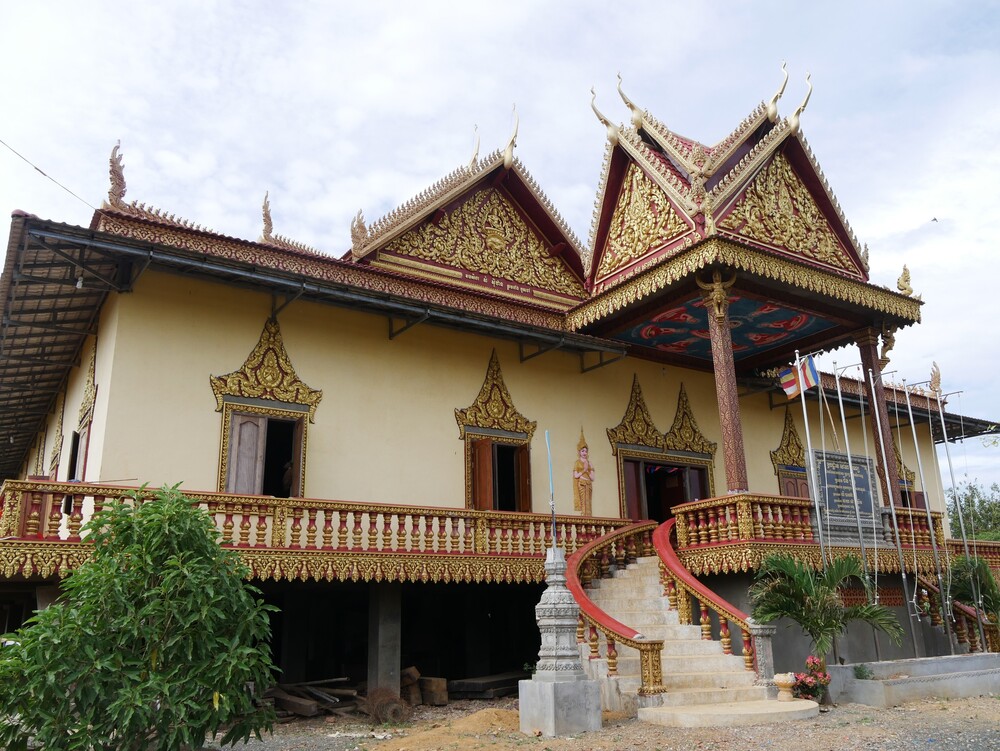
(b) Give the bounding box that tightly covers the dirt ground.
[226,693,1000,751]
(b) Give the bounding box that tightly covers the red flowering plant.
[793,655,831,701]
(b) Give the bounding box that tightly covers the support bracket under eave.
[388,311,430,340]
[579,350,627,373]
[271,287,304,319]
[519,337,565,363]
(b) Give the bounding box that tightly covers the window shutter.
[472,438,494,511]
[515,443,531,513]
[228,413,267,494]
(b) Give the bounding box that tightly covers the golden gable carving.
[718,152,856,275]
[78,342,97,429]
[455,350,536,439]
[210,318,322,421]
[384,187,585,296]
[770,409,805,472]
[664,383,716,456]
[606,375,665,454]
[597,163,690,280]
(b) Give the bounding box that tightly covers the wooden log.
[267,687,319,717]
[400,665,421,687]
[400,683,422,706]
[418,677,447,706]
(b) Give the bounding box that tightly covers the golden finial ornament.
[897,265,913,296]
[616,73,645,130]
[502,104,518,169]
[467,124,480,172]
[351,209,368,250]
[930,362,942,395]
[861,243,870,271]
[788,73,812,136]
[590,87,620,146]
[261,191,274,242]
[108,140,127,207]
[766,62,789,123]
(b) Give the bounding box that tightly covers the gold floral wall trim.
[78,340,97,429]
[663,383,716,456]
[606,375,665,454]
[380,187,586,297]
[770,409,805,473]
[210,318,322,421]
[455,350,536,440]
[718,152,860,277]
[893,439,916,488]
[596,163,691,281]
[49,394,65,476]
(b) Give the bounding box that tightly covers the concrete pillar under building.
[368,581,402,695]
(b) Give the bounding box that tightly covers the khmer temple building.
[1,74,997,713]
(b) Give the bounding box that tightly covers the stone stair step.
[655,686,768,706]
[638,699,819,728]
[659,670,757,689]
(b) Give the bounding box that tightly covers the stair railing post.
[747,618,777,696]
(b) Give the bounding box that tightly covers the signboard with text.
[813,451,876,514]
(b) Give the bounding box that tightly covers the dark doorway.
[623,458,708,521]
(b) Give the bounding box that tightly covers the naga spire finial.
[108,140,127,207]
[261,191,273,242]
[766,61,789,123]
[788,73,812,135]
[930,362,942,395]
[502,104,518,169]
[616,72,644,130]
[467,124,480,172]
[590,87,620,146]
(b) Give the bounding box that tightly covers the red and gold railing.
[893,507,946,548]
[0,480,628,582]
[653,518,757,673]
[917,574,998,653]
[671,494,814,548]
[566,521,667,696]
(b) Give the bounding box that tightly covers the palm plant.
[950,555,1000,621]
[749,554,903,662]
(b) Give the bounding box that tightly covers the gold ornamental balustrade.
[0,480,630,583]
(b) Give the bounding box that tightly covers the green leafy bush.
[0,485,276,750]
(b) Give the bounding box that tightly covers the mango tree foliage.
[0,485,276,751]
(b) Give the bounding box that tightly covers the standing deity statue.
[572,429,596,516]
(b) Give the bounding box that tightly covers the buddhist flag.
[799,355,819,391]
[779,366,801,398]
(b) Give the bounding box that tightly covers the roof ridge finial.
[590,87,620,146]
[108,140,126,207]
[788,73,812,135]
[616,73,645,130]
[467,124,480,171]
[502,104,518,169]
[766,61,789,123]
[261,191,273,241]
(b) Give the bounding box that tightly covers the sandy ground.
[222,694,1000,751]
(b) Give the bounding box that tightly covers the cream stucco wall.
[79,270,946,517]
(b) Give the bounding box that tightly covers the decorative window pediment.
[770,409,805,473]
[893,440,916,487]
[455,350,536,440]
[606,375,665,454]
[210,318,322,421]
[663,383,716,456]
[78,342,97,429]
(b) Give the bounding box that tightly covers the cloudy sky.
[2,1,998,490]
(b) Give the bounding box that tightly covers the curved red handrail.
[565,520,658,641]
[653,518,750,624]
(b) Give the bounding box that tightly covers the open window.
[470,435,531,512]
[221,403,306,497]
[619,451,712,522]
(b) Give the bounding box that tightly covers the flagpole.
[903,379,954,654]
[933,378,987,651]
[834,362,879,661]
[855,369,880,600]
[868,367,919,656]
[545,430,557,550]
[796,350,827,568]
[833,363,870,581]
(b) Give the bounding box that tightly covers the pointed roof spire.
[590,87,620,145]
[788,73,812,135]
[261,191,273,242]
[467,124,480,171]
[766,61,789,123]
[502,104,518,169]
[617,73,645,130]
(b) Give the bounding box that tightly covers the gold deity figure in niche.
[573,429,595,516]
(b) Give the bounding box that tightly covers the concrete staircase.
[580,555,818,727]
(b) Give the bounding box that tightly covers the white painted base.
[518,678,602,737]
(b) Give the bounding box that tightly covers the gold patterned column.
[857,328,901,507]
[698,270,748,492]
